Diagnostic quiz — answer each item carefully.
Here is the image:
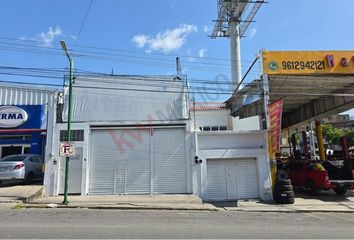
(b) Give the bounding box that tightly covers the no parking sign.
[60,142,76,157]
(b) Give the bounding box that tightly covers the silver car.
[0,154,43,184]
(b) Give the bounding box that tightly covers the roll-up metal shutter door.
[152,128,187,194]
[207,159,259,201]
[206,161,229,201]
[89,129,151,195]
[89,130,115,194]
[124,129,151,194]
[237,160,259,199]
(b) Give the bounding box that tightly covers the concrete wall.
[190,109,230,131]
[44,122,89,196]
[63,75,189,123]
[232,116,262,131]
[190,109,261,132]
[193,130,272,201]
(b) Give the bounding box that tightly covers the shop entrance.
[0,145,31,158]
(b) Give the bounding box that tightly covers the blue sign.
[0,105,46,155]
[0,105,45,129]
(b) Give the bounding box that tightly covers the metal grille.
[0,84,58,106]
[60,130,84,142]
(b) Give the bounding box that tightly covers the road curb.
[228,208,354,213]
[0,198,23,204]
[22,203,220,211]
[22,187,44,203]
[20,203,354,213]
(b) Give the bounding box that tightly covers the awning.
[227,74,354,129]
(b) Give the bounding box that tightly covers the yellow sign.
[263,51,354,75]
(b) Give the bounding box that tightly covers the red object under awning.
[0,129,47,134]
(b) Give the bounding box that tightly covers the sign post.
[60,40,73,205]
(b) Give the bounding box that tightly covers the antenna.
[211,0,265,91]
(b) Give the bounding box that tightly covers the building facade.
[43,75,272,202]
[189,103,271,201]
[0,83,59,160]
[44,75,193,196]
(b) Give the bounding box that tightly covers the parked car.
[0,154,43,185]
[281,161,354,195]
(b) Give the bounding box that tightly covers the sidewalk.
[25,194,219,211]
[0,184,43,203]
[3,187,354,213]
[223,190,354,213]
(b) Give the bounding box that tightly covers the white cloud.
[22,26,66,47]
[132,24,198,53]
[36,26,63,47]
[203,25,210,33]
[132,34,148,48]
[249,28,257,39]
[198,48,206,58]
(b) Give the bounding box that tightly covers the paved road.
[0,208,354,239]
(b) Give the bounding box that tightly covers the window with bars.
[60,130,84,142]
[200,126,227,132]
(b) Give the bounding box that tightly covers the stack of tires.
[274,178,295,204]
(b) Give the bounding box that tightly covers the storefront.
[44,75,193,196]
[0,105,46,158]
[227,50,354,192]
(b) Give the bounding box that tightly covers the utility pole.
[60,40,73,205]
[211,0,265,91]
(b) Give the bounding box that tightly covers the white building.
[44,75,193,196]
[44,75,272,202]
[189,102,271,201]
[190,102,262,132]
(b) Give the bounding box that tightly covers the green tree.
[344,128,354,146]
[321,124,345,146]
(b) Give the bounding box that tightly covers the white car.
[0,154,43,185]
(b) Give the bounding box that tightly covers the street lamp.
[60,40,73,205]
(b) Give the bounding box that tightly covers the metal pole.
[193,97,196,131]
[315,120,326,161]
[62,51,73,205]
[229,20,242,91]
[263,74,275,192]
[302,131,308,157]
[309,121,316,158]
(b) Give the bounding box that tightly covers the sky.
[1,0,354,113]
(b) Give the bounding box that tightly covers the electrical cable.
[0,36,254,63]
[74,0,94,47]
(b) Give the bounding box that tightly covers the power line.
[1,77,354,100]
[0,36,254,63]
[0,39,262,74]
[2,64,353,92]
[0,65,258,86]
[74,0,94,47]
[0,45,238,73]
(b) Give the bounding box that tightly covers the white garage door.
[153,128,187,194]
[207,159,259,201]
[89,127,188,195]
